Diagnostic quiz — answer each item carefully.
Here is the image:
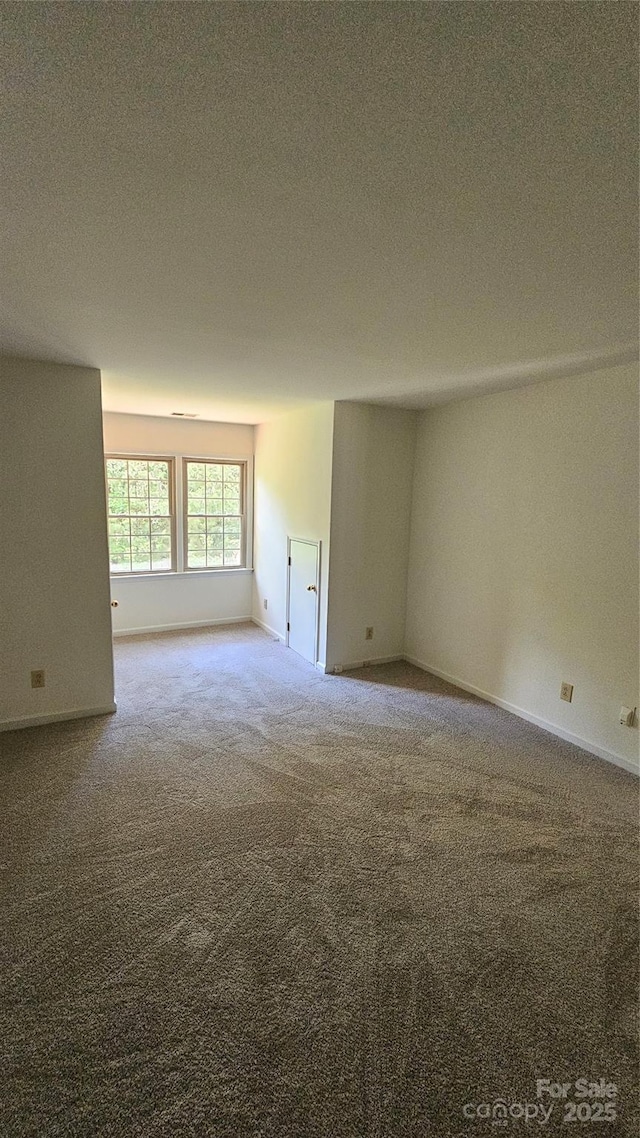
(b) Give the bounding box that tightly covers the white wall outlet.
[334,665,343,674]
[31,669,45,689]
[365,627,374,640]
[560,682,573,703]
[619,706,635,727]
[263,598,268,610]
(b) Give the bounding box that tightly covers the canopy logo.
[462,1100,553,1126]
[462,1077,618,1126]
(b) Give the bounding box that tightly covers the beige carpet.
[1,622,638,1136]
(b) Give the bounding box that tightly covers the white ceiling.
[1,2,637,423]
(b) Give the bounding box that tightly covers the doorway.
[286,538,320,666]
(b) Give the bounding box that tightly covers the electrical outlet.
[619,706,636,727]
[560,682,573,703]
[365,627,374,640]
[263,598,268,610]
[31,670,45,689]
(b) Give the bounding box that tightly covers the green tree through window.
[184,460,244,569]
[106,457,174,573]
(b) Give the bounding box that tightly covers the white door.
[287,539,320,665]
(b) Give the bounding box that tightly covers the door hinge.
[287,622,290,632]
[288,556,291,566]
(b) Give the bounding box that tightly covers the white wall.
[405,364,639,771]
[252,404,334,667]
[0,357,115,729]
[326,403,417,671]
[103,413,254,634]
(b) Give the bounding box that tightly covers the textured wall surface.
[406,364,639,770]
[0,357,114,728]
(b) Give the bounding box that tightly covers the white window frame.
[105,453,177,576]
[105,450,254,578]
[182,457,248,572]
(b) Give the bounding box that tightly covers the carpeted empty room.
[1,624,637,1136]
[2,3,639,1134]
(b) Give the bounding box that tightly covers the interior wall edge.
[250,616,285,642]
[0,704,117,734]
[112,616,253,638]
[404,655,639,777]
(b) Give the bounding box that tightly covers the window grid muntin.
[183,459,246,570]
[106,455,175,574]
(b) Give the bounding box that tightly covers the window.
[184,460,245,569]
[104,454,249,575]
[106,456,175,573]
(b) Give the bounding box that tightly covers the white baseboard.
[329,654,404,674]
[112,616,252,638]
[250,616,285,641]
[404,656,639,777]
[0,703,117,734]
[251,618,327,671]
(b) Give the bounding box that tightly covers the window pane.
[128,461,149,479]
[110,555,132,574]
[127,498,148,515]
[149,498,169,516]
[151,536,171,555]
[106,456,173,574]
[183,460,244,570]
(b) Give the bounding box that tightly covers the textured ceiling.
[1,1,637,422]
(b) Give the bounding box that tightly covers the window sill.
[110,568,254,580]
